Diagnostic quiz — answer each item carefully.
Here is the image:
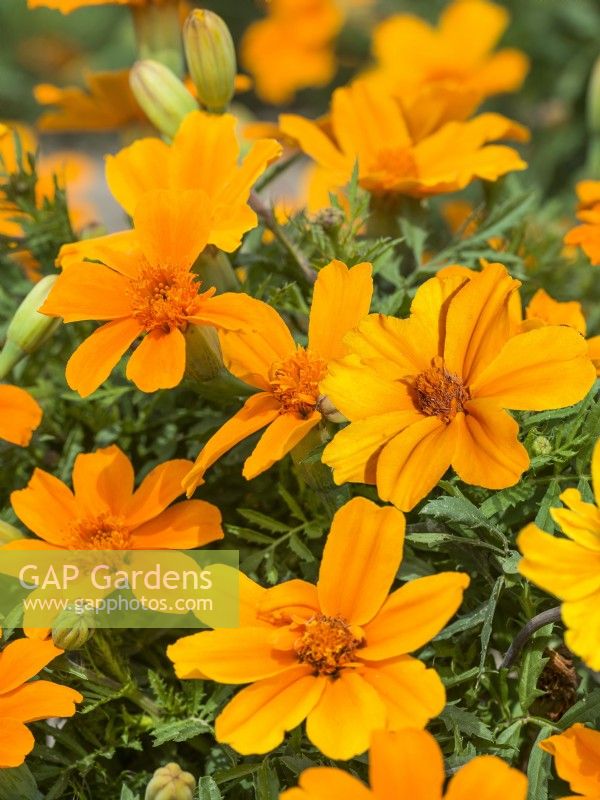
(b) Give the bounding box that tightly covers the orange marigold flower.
[371,0,529,122]
[564,179,600,266]
[182,259,372,495]
[41,188,269,396]
[322,262,596,511]
[168,497,469,759]
[240,0,344,105]
[7,444,223,551]
[0,122,98,241]
[281,728,527,800]
[279,80,529,209]
[540,724,600,799]
[34,71,146,133]
[0,385,42,447]
[0,637,82,768]
[518,439,600,671]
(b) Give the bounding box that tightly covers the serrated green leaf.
[151,718,212,747]
[440,705,494,742]
[518,623,553,712]
[196,776,222,800]
[559,689,600,728]
[254,760,279,800]
[526,726,552,800]
[238,509,290,533]
[288,531,315,562]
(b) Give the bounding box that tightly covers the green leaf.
[254,760,280,800]
[197,777,223,800]
[120,786,139,800]
[526,726,553,800]
[478,576,504,684]
[288,531,315,562]
[0,764,42,800]
[517,623,552,712]
[559,689,600,728]
[534,479,561,532]
[440,705,494,742]
[213,763,262,784]
[151,718,212,747]
[237,509,290,533]
[421,494,507,546]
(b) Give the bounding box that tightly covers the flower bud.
[145,763,196,800]
[184,324,224,385]
[532,435,552,456]
[51,606,96,651]
[588,55,600,137]
[130,60,198,139]
[184,9,236,113]
[0,275,60,379]
[0,519,23,545]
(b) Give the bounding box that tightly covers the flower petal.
[126,328,186,393]
[215,666,324,755]
[359,655,446,730]
[280,768,371,800]
[445,755,527,800]
[0,719,34,768]
[105,137,171,216]
[183,393,280,495]
[317,497,405,626]
[125,459,193,527]
[361,572,469,659]
[167,627,295,683]
[65,317,142,398]
[561,593,600,671]
[306,670,386,760]
[376,416,455,512]
[369,728,444,800]
[0,385,42,447]
[243,412,321,480]
[130,500,223,549]
[0,680,82,723]
[0,638,64,694]
[551,488,600,551]
[11,469,77,545]
[451,400,529,490]
[40,262,131,322]
[189,293,275,333]
[540,724,600,798]
[471,326,596,410]
[72,444,134,515]
[517,523,600,601]
[133,189,210,271]
[307,260,373,362]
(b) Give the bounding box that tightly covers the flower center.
[372,146,419,182]
[413,361,470,422]
[128,260,211,332]
[67,512,132,549]
[269,347,327,418]
[294,614,364,676]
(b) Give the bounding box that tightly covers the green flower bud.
[130,60,198,139]
[0,519,23,544]
[0,275,60,379]
[145,763,196,800]
[588,55,600,136]
[51,606,95,651]
[184,324,224,385]
[184,9,236,113]
[532,435,552,456]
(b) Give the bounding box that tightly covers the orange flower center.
[373,146,418,181]
[269,347,327,418]
[413,362,470,422]
[294,614,364,676]
[128,261,212,333]
[68,512,131,549]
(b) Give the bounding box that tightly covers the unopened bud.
[184,9,236,113]
[0,275,60,378]
[311,207,345,232]
[51,606,95,651]
[184,325,224,385]
[532,435,552,456]
[145,763,196,800]
[588,55,600,136]
[130,60,198,139]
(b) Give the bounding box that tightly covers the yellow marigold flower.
[564,179,600,266]
[371,0,529,121]
[240,0,344,105]
[540,724,600,799]
[41,188,271,397]
[182,259,372,495]
[0,637,82,767]
[279,80,529,209]
[281,728,527,800]
[7,444,223,551]
[322,263,596,512]
[0,385,42,447]
[518,439,600,671]
[168,497,469,759]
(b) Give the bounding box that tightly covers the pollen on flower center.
[294,614,365,676]
[67,512,132,549]
[128,261,211,332]
[413,361,470,422]
[269,347,327,418]
[373,146,418,180]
